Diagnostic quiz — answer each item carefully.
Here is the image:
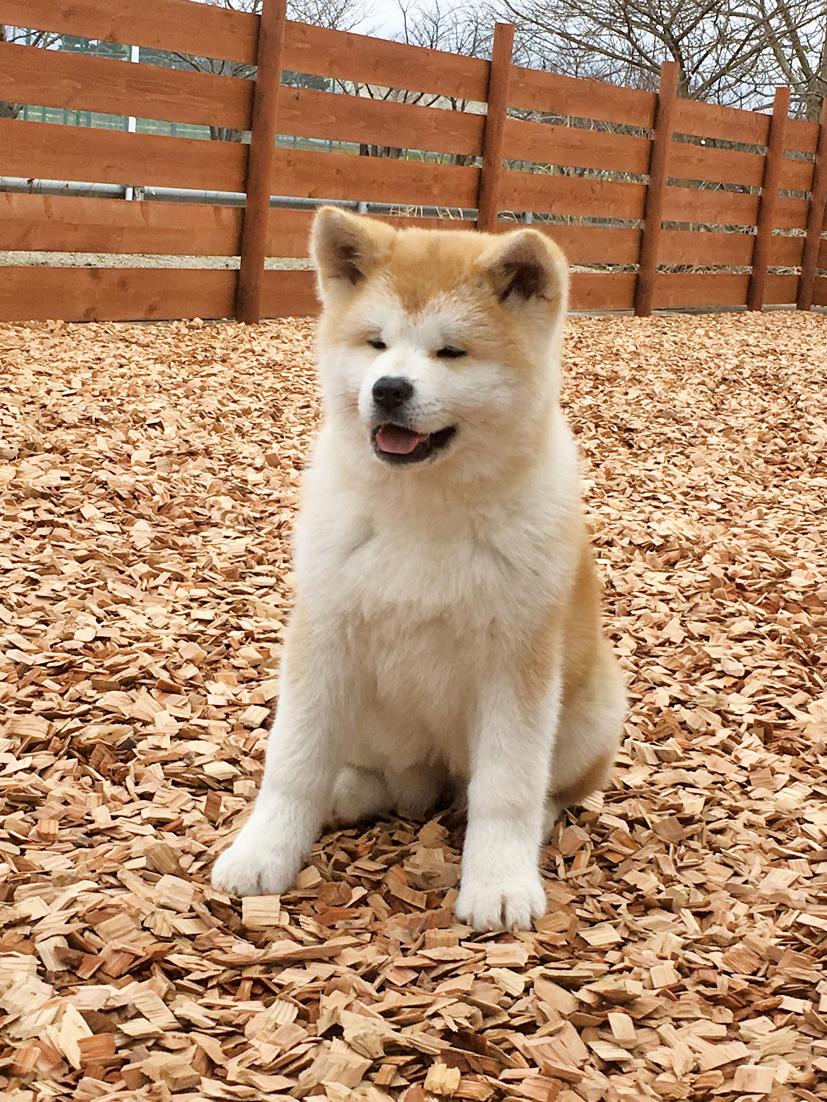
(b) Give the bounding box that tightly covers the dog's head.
[311,207,569,477]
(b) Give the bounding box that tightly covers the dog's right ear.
[311,207,396,302]
[483,229,569,318]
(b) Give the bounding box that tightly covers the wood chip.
[424,1062,462,1095]
[607,1011,637,1046]
[241,894,287,927]
[1,313,826,1100]
[732,1065,776,1093]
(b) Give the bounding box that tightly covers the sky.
[350,0,412,40]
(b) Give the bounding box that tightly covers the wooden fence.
[1,0,826,322]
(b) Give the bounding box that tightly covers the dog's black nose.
[372,376,414,411]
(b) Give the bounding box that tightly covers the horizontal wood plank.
[266,209,479,257]
[279,86,485,158]
[786,117,820,155]
[265,208,314,257]
[672,99,770,146]
[0,118,247,193]
[264,212,640,267]
[500,170,647,220]
[509,67,656,129]
[259,268,319,316]
[503,117,651,175]
[0,192,242,255]
[270,148,480,208]
[768,233,805,267]
[0,266,237,321]
[0,0,258,65]
[282,22,489,103]
[658,228,754,267]
[540,225,641,265]
[0,41,253,131]
[669,141,765,189]
[779,155,815,193]
[569,272,637,311]
[763,273,799,303]
[662,184,760,227]
[774,195,809,230]
[813,276,827,307]
[652,272,749,309]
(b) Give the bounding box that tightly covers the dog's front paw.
[211,836,302,897]
[455,872,546,932]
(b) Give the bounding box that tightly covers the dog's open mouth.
[372,423,457,466]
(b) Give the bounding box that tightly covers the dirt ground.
[1,312,826,1102]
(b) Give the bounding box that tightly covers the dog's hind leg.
[544,750,617,837]
[330,766,393,824]
[387,762,443,816]
[544,643,625,839]
[331,762,443,823]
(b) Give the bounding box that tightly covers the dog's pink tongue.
[376,425,429,455]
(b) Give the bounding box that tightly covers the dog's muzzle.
[369,375,457,466]
[372,423,457,465]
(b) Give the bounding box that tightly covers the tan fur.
[550,749,617,809]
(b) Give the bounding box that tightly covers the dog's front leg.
[212,619,339,897]
[456,682,556,931]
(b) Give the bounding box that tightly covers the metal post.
[125,44,140,200]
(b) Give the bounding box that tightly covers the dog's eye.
[367,337,387,351]
[436,345,467,360]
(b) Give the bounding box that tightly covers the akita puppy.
[212,208,626,930]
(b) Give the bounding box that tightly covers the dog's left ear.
[311,207,396,302]
[483,229,568,315]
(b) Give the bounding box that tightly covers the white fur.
[212,212,626,930]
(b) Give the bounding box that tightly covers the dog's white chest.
[355,524,497,611]
[301,515,516,769]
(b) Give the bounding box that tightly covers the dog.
[211,207,626,931]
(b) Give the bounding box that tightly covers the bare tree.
[748,0,827,120]
[191,0,369,27]
[396,0,493,62]
[497,0,770,102]
[290,0,372,27]
[496,0,826,118]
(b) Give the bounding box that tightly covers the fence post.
[634,60,680,317]
[797,101,827,311]
[747,85,790,312]
[235,0,288,325]
[476,22,515,234]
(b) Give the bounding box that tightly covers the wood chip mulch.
[1,311,826,1102]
